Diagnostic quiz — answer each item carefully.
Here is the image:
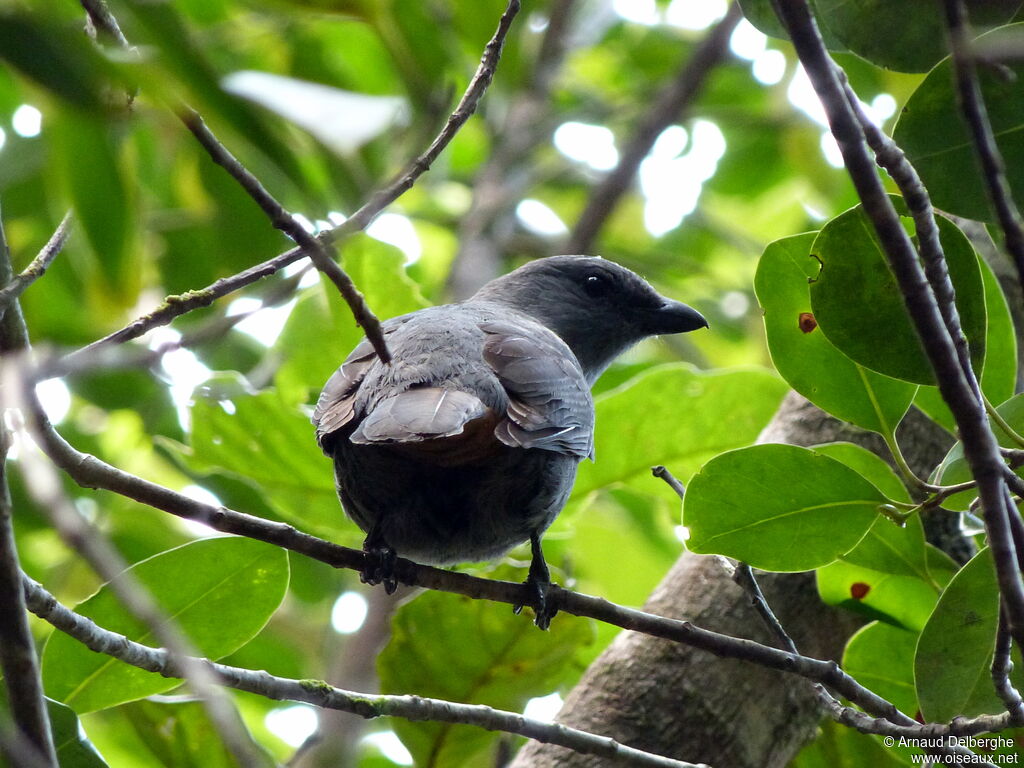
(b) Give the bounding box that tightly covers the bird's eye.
[583,273,611,297]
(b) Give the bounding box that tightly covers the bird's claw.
[513,532,558,629]
[361,541,398,594]
[528,575,556,630]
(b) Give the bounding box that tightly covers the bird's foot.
[513,532,558,630]
[519,573,557,630]
[360,536,398,594]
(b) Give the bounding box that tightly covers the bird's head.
[472,255,707,382]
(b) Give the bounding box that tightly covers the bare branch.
[732,564,798,655]
[69,0,523,364]
[22,574,706,768]
[941,0,1024,295]
[731,564,983,764]
[0,213,72,316]
[79,0,130,47]
[771,0,1024,651]
[0,210,56,767]
[565,2,742,254]
[0,460,55,768]
[177,108,392,364]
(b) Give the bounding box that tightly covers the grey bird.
[313,255,707,627]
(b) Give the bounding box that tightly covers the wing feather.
[481,321,594,460]
[350,387,489,443]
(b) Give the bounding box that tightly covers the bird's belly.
[332,443,579,565]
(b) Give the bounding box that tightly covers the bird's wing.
[314,312,498,462]
[313,336,380,452]
[349,387,490,443]
[481,321,595,460]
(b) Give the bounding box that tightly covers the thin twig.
[22,574,706,768]
[771,0,1024,652]
[992,608,1024,723]
[177,108,391,363]
[651,465,686,500]
[565,2,742,254]
[68,0,523,366]
[0,210,56,767]
[941,0,1024,296]
[0,213,72,315]
[79,0,130,47]
[0,722,52,768]
[732,564,798,654]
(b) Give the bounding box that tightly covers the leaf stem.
[883,430,939,495]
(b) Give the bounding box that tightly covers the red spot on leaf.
[850,582,870,600]
[798,312,817,333]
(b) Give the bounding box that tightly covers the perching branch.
[771,0,1024,651]
[941,0,1024,296]
[21,574,706,768]
[19,396,1017,747]
[565,2,741,255]
[69,0,522,365]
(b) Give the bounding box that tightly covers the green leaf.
[50,699,110,767]
[0,681,109,767]
[0,12,117,112]
[573,364,787,498]
[791,719,906,768]
[915,548,1010,722]
[736,0,848,50]
[816,549,953,632]
[893,23,1024,223]
[122,697,276,768]
[42,537,289,713]
[379,570,594,767]
[684,444,885,571]
[174,375,349,541]
[812,442,936,583]
[50,110,134,302]
[813,442,910,502]
[755,232,917,434]
[843,622,919,716]
[812,0,1020,73]
[809,202,986,385]
[915,255,1018,431]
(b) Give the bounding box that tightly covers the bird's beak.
[643,300,709,335]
